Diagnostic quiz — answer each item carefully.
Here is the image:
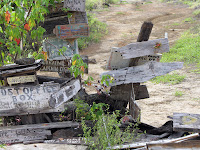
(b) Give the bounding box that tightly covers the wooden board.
[54,23,89,39]
[137,54,162,66]
[102,62,183,86]
[49,79,81,108]
[44,137,85,145]
[41,59,70,72]
[64,0,86,12]
[0,83,64,116]
[173,113,200,133]
[70,12,88,24]
[0,121,79,144]
[7,75,37,85]
[116,38,169,59]
[43,38,79,60]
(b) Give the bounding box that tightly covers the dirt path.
[80,0,200,127]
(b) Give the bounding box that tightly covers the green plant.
[183,17,194,23]
[193,9,200,16]
[175,90,183,97]
[151,73,186,85]
[116,12,125,15]
[78,13,108,50]
[0,144,6,149]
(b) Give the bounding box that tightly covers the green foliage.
[193,9,200,16]
[175,90,183,97]
[116,11,125,15]
[0,144,6,149]
[69,54,88,78]
[183,17,194,23]
[78,13,108,50]
[161,32,200,64]
[151,73,186,85]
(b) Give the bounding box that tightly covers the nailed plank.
[7,75,37,85]
[43,38,79,60]
[49,79,81,108]
[173,113,200,133]
[0,121,79,144]
[0,83,64,116]
[102,62,183,86]
[117,38,169,59]
[54,23,89,39]
[64,0,86,12]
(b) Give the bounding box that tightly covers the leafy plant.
[151,73,186,85]
[175,90,183,97]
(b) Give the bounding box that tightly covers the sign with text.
[69,12,88,24]
[7,75,37,85]
[54,23,89,39]
[43,38,78,60]
[64,0,86,12]
[0,83,64,116]
[41,59,70,72]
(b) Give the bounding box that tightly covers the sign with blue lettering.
[43,38,79,60]
[64,0,86,12]
[0,83,64,116]
[54,23,89,39]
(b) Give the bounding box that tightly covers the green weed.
[175,91,183,97]
[161,32,200,64]
[193,9,200,16]
[183,17,194,23]
[116,11,126,15]
[78,13,108,50]
[151,73,186,85]
[171,22,180,26]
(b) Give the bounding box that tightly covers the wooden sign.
[41,59,70,72]
[0,121,79,144]
[54,23,89,39]
[44,137,85,145]
[102,62,183,86]
[137,54,162,65]
[70,12,88,24]
[43,38,79,60]
[0,83,64,116]
[117,38,169,59]
[49,79,81,108]
[64,0,86,12]
[7,75,37,85]
[173,113,200,133]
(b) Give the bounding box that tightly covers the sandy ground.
[80,0,200,127]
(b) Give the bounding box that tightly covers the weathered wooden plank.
[137,21,153,42]
[173,113,200,133]
[137,54,162,66]
[49,79,81,108]
[0,121,79,144]
[43,38,79,60]
[64,0,86,12]
[0,83,64,116]
[102,62,184,86]
[37,76,72,84]
[44,137,85,145]
[147,141,200,150]
[70,12,88,24]
[7,75,37,85]
[54,23,89,39]
[117,38,169,59]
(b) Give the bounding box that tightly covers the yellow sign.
[7,75,36,85]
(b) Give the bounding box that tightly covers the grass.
[175,90,183,97]
[151,73,186,85]
[183,17,194,23]
[116,11,126,15]
[78,13,108,50]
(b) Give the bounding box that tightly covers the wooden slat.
[117,38,169,59]
[173,113,200,133]
[0,83,64,116]
[0,121,79,144]
[44,137,85,145]
[54,23,89,39]
[49,79,81,108]
[7,75,37,85]
[102,62,183,86]
[64,0,86,12]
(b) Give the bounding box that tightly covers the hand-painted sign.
[43,38,79,60]
[41,59,70,72]
[0,83,64,116]
[54,23,89,39]
[64,0,86,12]
[7,75,37,85]
[49,79,81,108]
[70,12,88,24]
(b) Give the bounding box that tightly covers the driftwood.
[102,62,184,86]
[173,113,200,133]
[116,38,169,59]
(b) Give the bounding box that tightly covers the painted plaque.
[41,59,70,72]
[64,0,86,12]
[54,23,89,39]
[43,38,79,60]
[49,79,81,108]
[0,83,64,116]
[7,75,37,85]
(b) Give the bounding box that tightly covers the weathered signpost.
[104,21,183,120]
